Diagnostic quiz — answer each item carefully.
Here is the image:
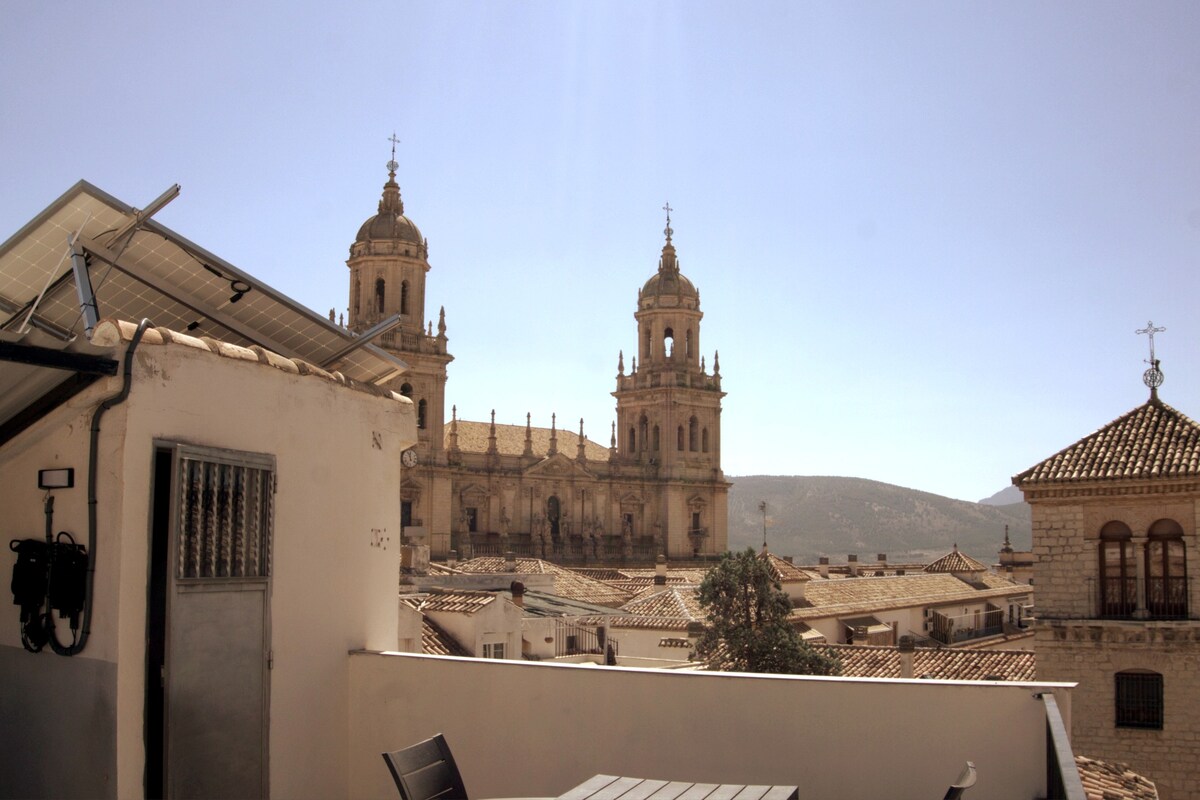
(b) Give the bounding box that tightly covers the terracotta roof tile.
[456,557,632,607]
[621,586,704,620]
[1015,398,1200,486]
[1075,755,1159,800]
[815,644,1036,681]
[760,550,811,582]
[923,548,989,574]
[418,588,498,614]
[448,420,610,460]
[421,617,470,657]
[795,573,1029,620]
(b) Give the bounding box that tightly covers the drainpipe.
[55,319,152,656]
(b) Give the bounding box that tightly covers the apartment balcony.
[927,607,1004,646]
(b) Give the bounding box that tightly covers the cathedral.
[344,159,729,563]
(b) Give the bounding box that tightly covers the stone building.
[346,161,729,563]
[1014,373,1200,799]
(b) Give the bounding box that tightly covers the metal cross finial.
[1136,321,1166,365]
[663,202,673,243]
[386,133,400,174]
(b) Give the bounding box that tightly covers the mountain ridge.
[726,475,1030,565]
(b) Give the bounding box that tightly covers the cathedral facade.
[345,162,729,563]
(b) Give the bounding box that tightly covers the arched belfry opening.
[375,278,386,314]
[400,280,410,315]
[664,327,675,358]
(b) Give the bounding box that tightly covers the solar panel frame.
[0,181,408,384]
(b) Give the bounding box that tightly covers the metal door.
[163,445,273,799]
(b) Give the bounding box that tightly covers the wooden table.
[556,774,799,800]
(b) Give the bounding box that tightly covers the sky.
[3,2,1199,503]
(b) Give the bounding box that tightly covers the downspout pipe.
[61,318,153,656]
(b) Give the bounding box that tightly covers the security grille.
[177,451,275,579]
[1115,672,1163,730]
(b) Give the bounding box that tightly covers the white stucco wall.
[349,652,1072,800]
[0,331,415,799]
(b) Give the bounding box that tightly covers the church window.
[400,280,410,315]
[1099,521,1135,618]
[688,416,698,452]
[629,427,636,453]
[417,399,427,430]
[353,278,361,315]
[653,425,660,451]
[691,511,702,534]
[644,329,652,360]
[639,415,648,451]
[702,428,709,453]
[664,327,675,358]
[686,329,693,359]
[677,426,684,451]
[1115,671,1163,729]
[401,501,413,528]
[1147,518,1187,618]
[399,383,413,398]
[375,278,386,314]
[464,507,477,533]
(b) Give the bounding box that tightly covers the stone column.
[1133,535,1149,619]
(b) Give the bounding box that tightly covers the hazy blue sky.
[4,2,1199,502]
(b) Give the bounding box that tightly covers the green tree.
[696,548,840,676]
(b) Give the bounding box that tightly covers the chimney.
[509,580,525,608]
[818,557,829,579]
[898,635,915,679]
[504,550,517,571]
[848,554,859,577]
[655,553,667,586]
[447,549,458,569]
[877,553,887,569]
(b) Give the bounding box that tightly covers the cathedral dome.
[355,163,424,247]
[639,219,698,307]
[355,211,423,246]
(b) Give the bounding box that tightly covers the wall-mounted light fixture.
[38,468,74,490]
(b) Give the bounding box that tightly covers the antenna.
[758,500,767,549]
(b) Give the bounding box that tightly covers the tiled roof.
[421,617,470,657]
[815,644,1036,681]
[923,547,988,574]
[456,557,632,607]
[91,319,406,403]
[418,588,498,614]
[621,586,704,620]
[1075,755,1159,800]
[617,568,709,584]
[795,573,1028,621]
[578,614,693,631]
[760,550,811,582]
[1015,397,1200,486]
[448,420,610,460]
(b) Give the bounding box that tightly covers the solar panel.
[0,182,407,385]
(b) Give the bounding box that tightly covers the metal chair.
[942,761,977,800]
[383,733,468,800]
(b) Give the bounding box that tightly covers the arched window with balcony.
[1147,518,1187,618]
[1099,521,1135,618]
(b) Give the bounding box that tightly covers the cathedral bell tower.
[347,152,452,459]
[613,207,727,557]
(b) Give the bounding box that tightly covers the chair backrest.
[382,734,468,800]
[942,761,977,800]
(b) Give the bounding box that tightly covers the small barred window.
[1115,671,1163,730]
